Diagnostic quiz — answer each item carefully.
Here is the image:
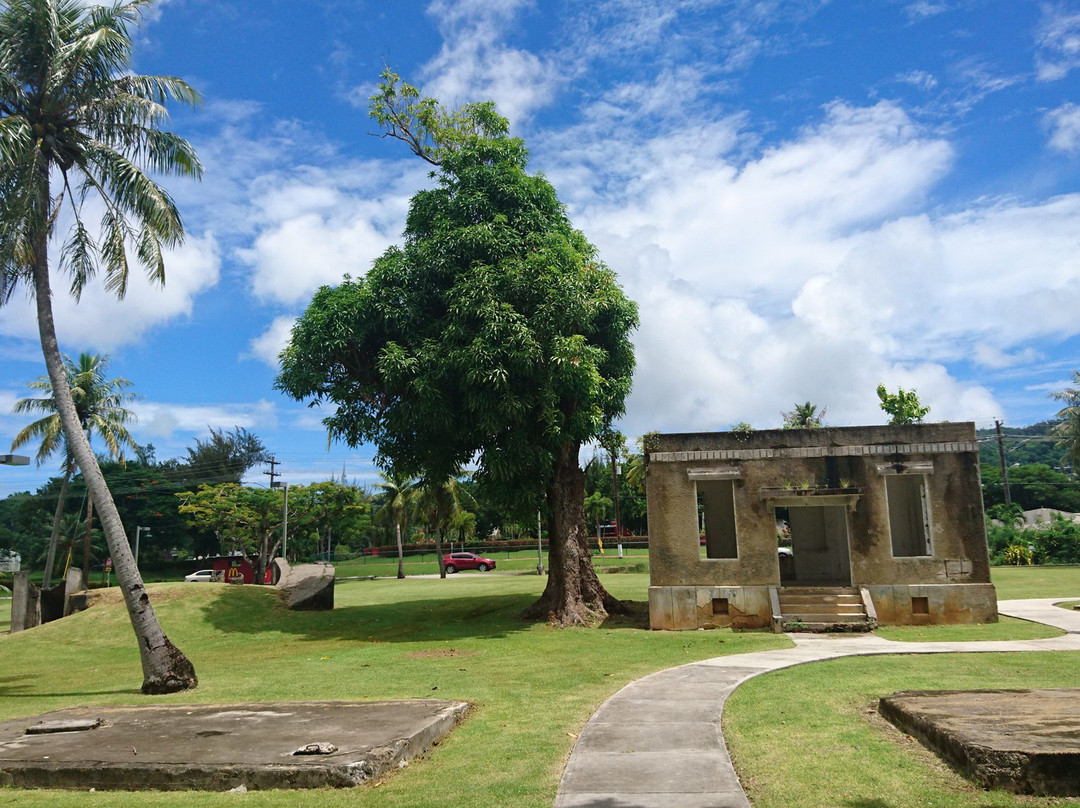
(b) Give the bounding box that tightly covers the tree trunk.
[396,522,405,579]
[521,439,625,626]
[31,180,196,694]
[435,528,445,578]
[41,467,72,588]
[82,492,94,583]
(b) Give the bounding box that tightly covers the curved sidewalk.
[554,599,1080,808]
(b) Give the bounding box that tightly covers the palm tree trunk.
[82,492,93,583]
[435,527,446,578]
[31,180,196,694]
[41,467,72,587]
[396,522,405,579]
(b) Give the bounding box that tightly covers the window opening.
[697,479,737,559]
[886,474,932,557]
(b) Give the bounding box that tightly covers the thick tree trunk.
[41,467,72,587]
[31,187,196,694]
[521,439,625,626]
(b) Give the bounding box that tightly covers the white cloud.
[0,232,221,352]
[536,99,1080,434]
[1045,102,1080,153]
[420,0,560,123]
[1036,4,1080,81]
[247,315,296,367]
[232,161,424,306]
[134,399,278,441]
[896,69,938,91]
[903,2,949,22]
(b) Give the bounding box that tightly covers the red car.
[442,552,496,573]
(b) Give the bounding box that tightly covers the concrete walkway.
[554,599,1080,808]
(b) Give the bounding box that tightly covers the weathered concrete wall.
[10,571,39,633]
[866,583,998,625]
[649,585,772,630]
[646,423,996,628]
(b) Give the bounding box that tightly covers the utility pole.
[995,420,1011,507]
[264,456,280,489]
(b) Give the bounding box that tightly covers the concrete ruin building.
[646,422,998,631]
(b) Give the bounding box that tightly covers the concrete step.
[781,619,875,633]
[782,612,868,623]
[779,594,864,606]
[781,603,866,616]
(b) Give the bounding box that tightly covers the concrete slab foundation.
[879,689,1080,797]
[0,700,469,791]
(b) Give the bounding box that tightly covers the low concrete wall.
[649,585,772,630]
[649,581,997,630]
[865,582,998,625]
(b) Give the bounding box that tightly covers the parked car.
[184,569,215,583]
[442,552,496,573]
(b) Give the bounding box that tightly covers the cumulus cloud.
[0,231,221,352]
[133,399,278,441]
[1045,102,1080,153]
[420,0,560,122]
[247,315,296,367]
[529,96,1080,434]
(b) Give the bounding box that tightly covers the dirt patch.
[404,648,479,659]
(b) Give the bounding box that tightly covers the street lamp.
[134,526,150,568]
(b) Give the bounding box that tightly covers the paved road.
[554,599,1080,808]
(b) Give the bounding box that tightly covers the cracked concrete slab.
[0,700,469,791]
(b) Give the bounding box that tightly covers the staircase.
[774,586,876,632]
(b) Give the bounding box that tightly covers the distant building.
[646,423,997,630]
[0,550,20,573]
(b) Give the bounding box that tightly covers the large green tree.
[181,426,268,485]
[176,483,283,583]
[278,71,638,625]
[11,352,138,586]
[0,0,200,692]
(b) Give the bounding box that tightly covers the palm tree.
[374,470,415,579]
[0,0,201,693]
[12,352,139,587]
[1050,370,1080,473]
[782,401,826,429]
[414,473,476,579]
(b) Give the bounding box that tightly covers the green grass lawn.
[1,565,1078,806]
[0,572,787,807]
[725,652,1080,808]
[726,564,1080,808]
[988,564,1080,600]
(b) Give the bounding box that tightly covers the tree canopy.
[782,401,826,429]
[876,384,930,425]
[278,71,638,624]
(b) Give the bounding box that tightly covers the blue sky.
[2,0,1080,498]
